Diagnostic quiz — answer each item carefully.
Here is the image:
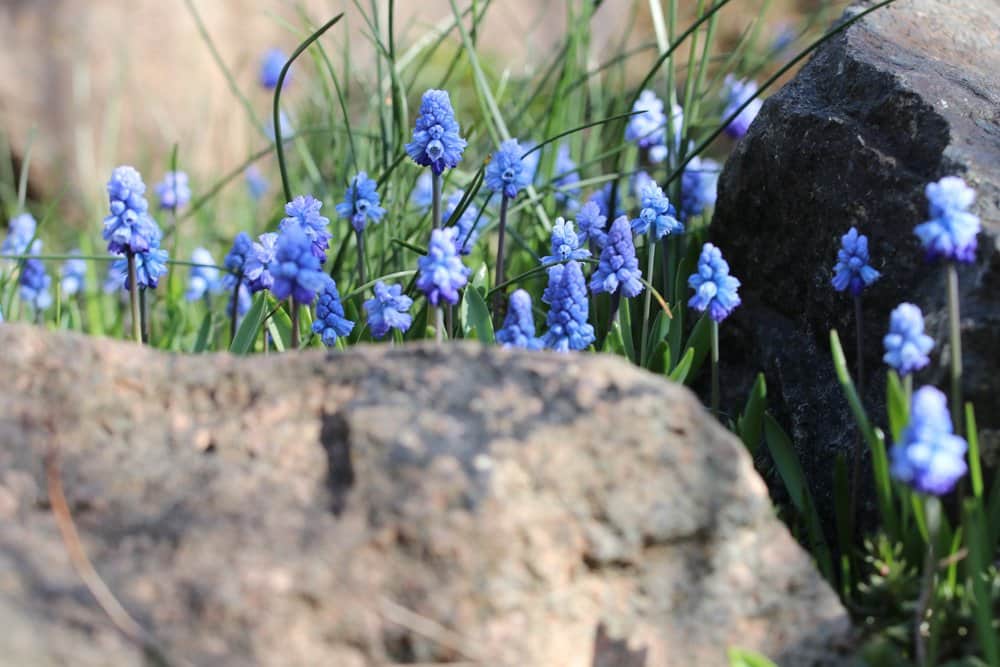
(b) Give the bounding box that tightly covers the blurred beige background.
[0,0,821,212]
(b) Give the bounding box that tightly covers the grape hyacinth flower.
[364,281,413,340]
[102,166,159,255]
[185,247,221,302]
[689,243,741,413]
[336,172,386,234]
[587,183,625,220]
[223,232,253,289]
[915,176,980,264]
[270,225,326,305]
[155,171,191,211]
[626,90,666,155]
[890,386,968,495]
[680,156,720,219]
[2,212,37,258]
[722,75,763,140]
[417,227,469,307]
[259,48,289,89]
[541,217,590,265]
[541,261,595,352]
[443,191,483,255]
[576,201,608,250]
[411,172,433,212]
[312,275,355,347]
[19,246,52,313]
[486,139,532,200]
[406,89,467,175]
[553,143,581,208]
[631,171,656,204]
[60,251,87,297]
[832,227,880,295]
[112,242,169,289]
[590,216,644,301]
[496,289,543,350]
[280,195,332,262]
[632,183,683,240]
[245,232,278,293]
[245,165,269,200]
[883,303,934,376]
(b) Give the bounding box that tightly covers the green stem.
[492,196,510,329]
[290,301,300,350]
[639,229,656,367]
[711,319,719,415]
[432,171,442,229]
[127,252,141,344]
[435,306,444,344]
[915,496,941,667]
[229,276,243,344]
[139,287,149,344]
[946,263,963,434]
[850,295,865,527]
[356,229,368,287]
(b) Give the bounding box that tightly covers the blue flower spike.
[832,227,880,296]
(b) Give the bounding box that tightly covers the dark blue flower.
[542,217,590,265]
[587,183,624,220]
[364,280,413,339]
[103,166,161,254]
[486,139,532,200]
[185,247,221,301]
[496,289,543,350]
[280,195,332,262]
[269,224,327,305]
[541,261,595,352]
[444,190,484,255]
[417,227,470,306]
[688,243,741,322]
[60,251,87,297]
[722,75,763,140]
[336,172,386,233]
[890,386,967,495]
[245,232,278,293]
[112,242,169,289]
[590,216,644,299]
[406,89,467,174]
[883,303,934,376]
[223,232,253,288]
[260,48,289,89]
[2,212,37,256]
[312,275,355,346]
[915,176,980,263]
[576,201,608,249]
[155,171,191,210]
[831,227,880,296]
[632,183,682,240]
[19,242,51,311]
[680,156,720,219]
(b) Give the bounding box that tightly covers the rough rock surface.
[711,0,1000,520]
[0,325,847,666]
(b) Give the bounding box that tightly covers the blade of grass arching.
[183,0,267,138]
[643,310,670,369]
[667,347,694,384]
[15,128,36,212]
[618,295,636,363]
[964,403,984,499]
[764,413,834,581]
[520,110,647,161]
[464,285,494,344]
[230,293,267,354]
[274,13,346,203]
[963,498,1000,666]
[680,312,711,380]
[886,370,909,443]
[192,311,213,353]
[738,373,767,455]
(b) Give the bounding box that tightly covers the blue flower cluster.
[632,183,682,239]
[102,166,160,255]
[2,213,37,256]
[270,224,327,305]
[541,261,594,352]
[681,156,720,219]
[496,289,543,350]
[406,89,467,174]
[625,90,682,162]
[111,246,169,289]
[883,303,934,376]
[914,176,980,263]
[688,243,741,322]
[590,216,644,299]
[19,243,52,312]
[312,275,355,346]
[890,386,968,495]
[260,48,289,89]
[541,217,590,265]
[417,227,470,306]
[722,75,763,140]
[155,171,191,211]
[575,201,608,249]
[831,227,880,296]
[336,172,386,233]
[364,281,413,339]
[186,247,222,301]
[280,195,332,261]
[60,251,87,297]
[486,139,532,200]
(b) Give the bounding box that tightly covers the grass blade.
[229,293,267,354]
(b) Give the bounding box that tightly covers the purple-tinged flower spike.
[223,232,253,289]
[688,243,741,322]
[245,165,269,200]
[102,166,160,254]
[259,48,289,90]
[576,201,608,250]
[496,288,543,350]
[890,386,968,495]
[155,171,191,211]
[245,232,278,293]
[417,227,470,306]
[681,156,720,219]
[269,224,327,305]
[915,176,980,263]
[280,195,332,262]
[2,212,37,256]
[364,280,413,339]
[112,242,169,289]
[832,227,880,295]
[19,243,52,312]
[185,247,222,301]
[336,172,386,234]
[312,275,355,347]
[883,303,934,376]
[722,75,763,140]
[541,261,595,352]
[60,251,87,297]
[443,191,484,255]
[553,143,581,208]
[542,217,591,265]
[626,90,667,151]
[406,89,467,175]
[632,183,683,240]
[590,216,644,299]
[411,172,434,212]
[486,139,532,200]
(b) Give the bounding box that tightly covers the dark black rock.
[711,0,1000,525]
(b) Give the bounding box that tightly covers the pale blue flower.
[185,247,221,301]
[312,275,355,346]
[915,176,980,263]
[542,217,590,265]
[417,227,469,306]
[336,172,386,233]
[486,139,532,199]
[496,289,543,350]
[364,280,413,339]
[632,183,682,239]
[155,171,191,210]
[883,303,934,376]
[60,251,87,297]
[890,386,968,495]
[688,243,741,322]
[722,75,763,140]
[280,195,332,261]
[541,261,594,352]
[270,225,327,305]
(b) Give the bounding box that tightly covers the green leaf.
[965,403,984,499]
[738,373,767,455]
[464,286,494,344]
[650,340,671,376]
[618,299,635,363]
[727,647,778,667]
[668,347,695,383]
[266,302,293,352]
[833,454,853,595]
[964,498,1000,666]
[886,370,908,443]
[680,313,711,382]
[230,293,267,355]
[643,310,670,370]
[763,413,833,580]
[192,311,214,353]
[602,319,627,357]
